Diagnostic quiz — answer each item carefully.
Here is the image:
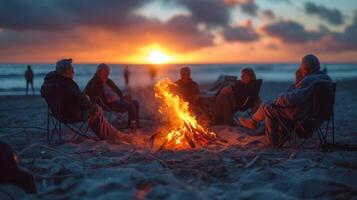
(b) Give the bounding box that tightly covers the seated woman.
[196,67,261,125]
[84,63,139,128]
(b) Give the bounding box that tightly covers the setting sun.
[147,50,171,64]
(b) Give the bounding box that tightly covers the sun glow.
[147,50,171,64]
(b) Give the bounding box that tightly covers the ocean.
[0,63,357,95]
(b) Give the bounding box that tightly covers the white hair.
[96,63,110,74]
[55,58,73,74]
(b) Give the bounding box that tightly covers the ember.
[152,78,218,150]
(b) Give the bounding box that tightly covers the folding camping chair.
[276,82,336,148]
[236,79,263,116]
[41,83,96,144]
[90,96,128,124]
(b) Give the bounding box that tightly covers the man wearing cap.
[41,59,129,141]
[239,54,333,147]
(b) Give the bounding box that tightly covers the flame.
[154,78,217,150]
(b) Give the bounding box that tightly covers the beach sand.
[0,80,357,199]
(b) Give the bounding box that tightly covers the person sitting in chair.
[239,54,333,147]
[220,67,262,113]
[41,59,128,141]
[175,67,200,105]
[196,67,261,125]
[84,63,140,128]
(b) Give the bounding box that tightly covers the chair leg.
[47,107,50,143]
[332,112,335,144]
[59,123,62,144]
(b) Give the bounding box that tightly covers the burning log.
[152,78,220,150]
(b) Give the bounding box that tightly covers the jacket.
[84,75,123,106]
[275,71,333,120]
[41,71,91,122]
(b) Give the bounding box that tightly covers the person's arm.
[67,81,92,107]
[108,79,123,98]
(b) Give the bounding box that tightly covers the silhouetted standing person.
[149,66,157,83]
[25,65,34,95]
[124,65,130,87]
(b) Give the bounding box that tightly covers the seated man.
[175,67,200,105]
[84,63,139,128]
[41,59,128,141]
[196,67,261,125]
[239,54,333,147]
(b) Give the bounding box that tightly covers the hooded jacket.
[275,71,333,120]
[41,71,91,122]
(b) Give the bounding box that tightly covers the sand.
[0,80,357,200]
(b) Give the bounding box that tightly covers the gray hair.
[96,63,109,74]
[55,59,73,74]
[241,67,256,80]
[301,54,320,73]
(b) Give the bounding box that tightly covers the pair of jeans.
[109,99,139,126]
[251,103,282,147]
[87,105,119,140]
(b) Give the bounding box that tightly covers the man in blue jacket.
[239,54,333,147]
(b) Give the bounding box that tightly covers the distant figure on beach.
[124,65,130,87]
[149,66,157,83]
[239,54,333,147]
[24,65,34,95]
[0,140,37,194]
[84,63,140,128]
[41,59,130,142]
[175,67,200,105]
[322,66,328,74]
[196,67,261,125]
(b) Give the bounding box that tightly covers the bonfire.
[152,78,219,150]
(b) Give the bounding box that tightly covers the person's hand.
[220,86,233,95]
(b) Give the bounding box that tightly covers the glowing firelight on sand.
[153,78,218,150]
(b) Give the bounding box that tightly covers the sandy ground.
[0,80,357,199]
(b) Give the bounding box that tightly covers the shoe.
[239,117,258,130]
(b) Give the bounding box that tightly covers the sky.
[0,0,357,64]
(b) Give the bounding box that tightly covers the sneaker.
[239,117,258,130]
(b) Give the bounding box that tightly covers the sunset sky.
[0,0,357,64]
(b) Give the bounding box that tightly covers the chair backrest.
[249,79,263,97]
[311,82,336,123]
[41,83,63,120]
[237,79,263,111]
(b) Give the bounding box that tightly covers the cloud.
[177,0,231,27]
[0,0,150,31]
[262,20,324,42]
[262,10,275,20]
[239,0,258,16]
[262,15,357,52]
[223,23,260,42]
[304,2,344,25]
[0,0,218,60]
